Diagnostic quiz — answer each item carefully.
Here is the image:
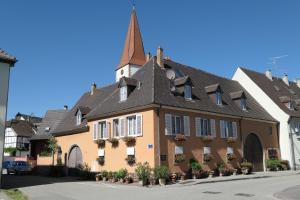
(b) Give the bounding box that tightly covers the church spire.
[117,7,146,70]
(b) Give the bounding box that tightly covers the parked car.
[7,161,32,175]
[2,161,14,174]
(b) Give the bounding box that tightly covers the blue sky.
[2,0,300,119]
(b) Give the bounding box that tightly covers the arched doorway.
[244,133,264,171]
[68,145,83,168]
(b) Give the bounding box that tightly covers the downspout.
[288,117,296,170]
[156,105,162,166]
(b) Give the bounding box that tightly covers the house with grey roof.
[233,68,300,170]
[30,109,67,158]
[48,7,281,173]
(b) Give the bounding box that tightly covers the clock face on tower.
[121,69,124,75]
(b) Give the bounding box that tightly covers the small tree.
[48,136,59,166]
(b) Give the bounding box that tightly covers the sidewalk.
[0,191,10,200]
[176,171,300,187]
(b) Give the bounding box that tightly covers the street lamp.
[0,49,17,188]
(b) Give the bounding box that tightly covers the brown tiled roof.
[52,58,276,137]
[240,68,300,117]
[0,49,17,65]
[6,120,35,137]
[116,8,146,69]
[230,91,245,100]
[205,83,220,93]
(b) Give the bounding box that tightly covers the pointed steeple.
[117,7,146,70]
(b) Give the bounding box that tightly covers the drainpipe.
[156,105,162,167]
[288,117,296,170]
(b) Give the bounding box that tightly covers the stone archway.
[68,145,83,168]
[244,133,264,171]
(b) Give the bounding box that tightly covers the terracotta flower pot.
[159,178,166,186]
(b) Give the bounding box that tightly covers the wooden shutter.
[195,117,201,137]
[220,120,226,138]
[232,122,238,138]
[104,121,109,139]
[165,114,172,135]
[93,122,98,140]
[136,114,143,136]
[210,119,216,137]
[183,116,190,136]
[120,118,125,137]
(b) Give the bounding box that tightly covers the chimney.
[146,52,151,62]
[64,105,68,110]
[297,79,300,88]
[91,82,97,95]
[282,74,289,86]
[265,70,272,81]
[157,46,164,68]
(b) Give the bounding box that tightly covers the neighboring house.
[50,7,280,173]
[233,68,300,170]
[5,119,36,151]
[15,112,42,126]
[30,109,68,158]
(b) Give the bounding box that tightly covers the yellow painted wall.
[55,109,156,173]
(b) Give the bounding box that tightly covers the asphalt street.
[3,174,300,200]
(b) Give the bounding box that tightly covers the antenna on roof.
[267,55,288,77]
[132,0,135,10]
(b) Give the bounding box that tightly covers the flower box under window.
[97,156,105,165]
[174,134,186,141]
[174,154,185,164]
[126,155,135,165]
[201,135,214,142]
[95,139,106,147]
[226,137,237,143]
[227,154,236,161]
[203,154,212,162]
[123,136,136,146]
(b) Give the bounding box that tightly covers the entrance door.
[244,133,264,171]
[68,145,83,168]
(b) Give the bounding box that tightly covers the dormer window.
[76,110,82,125]
[287,101,295,110]
[241,98,247,111]
[120,86,128,101]
[216,91,222,105]
[184,84,192,100]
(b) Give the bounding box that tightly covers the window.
[113,119,120,138]
[76,110,82,125]
[220,120,237,138]
[127,116,136,136]
[287,101,295,110]
[241,98,247,111]
[120,86,127,101]
[216,92,222,105]
[184,85,192,100]
[195,118,216,137]
[93,121,108,140]
[165,114,190,136]
[126,114,143,137]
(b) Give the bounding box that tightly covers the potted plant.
[203,154,212,162]
[96,156,105,165]
[226,137,237,143]
[233,168,238,176]
[135,162,151,186]
[101,170,108,181]
[123,136,136,146]
[241,161,253,175]
[126,155,136,165]
[180,172,186,181]
[170,173,177,184]
[209,170,214,178]
[174,154,185,164]
[174,134,186,141]
[266,159,281,171]
[227,153,236,162]
[149,172,156,185]
[108,138,119,147]
[125,175,133,184]
[95,139,106,147]
[280,160,290,170]
[198,170,209,179]
[201,135,214,142]
[112,171,118,183]
[154,166,169,186]
[190,161,202,179]
[108,171,113,182]
[117,168,128,183]
[95,173,101,182]
[218,163,226,176]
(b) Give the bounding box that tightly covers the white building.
[233,67,300,170]
[0,49,17,185]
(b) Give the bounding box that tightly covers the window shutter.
[183,116,190,136]
[136,114,143,136]
[210,119,216,137]
[120,118,125,137]
[105,121,110,139]
[232,122,238,138]
[195,117,201,137]
[93,122,98,140]
[165,114,172,135]
[220,120,226,138]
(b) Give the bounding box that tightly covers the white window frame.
[241,98,247,111]
[93,121,108,140]
[126,114,143,137]
[76,110,82,126]
[184,84,192,100]
[220,120,237,139]
[216,91,222,105]
[112,118,120,138]
[171,115,183,135]
[120,86,128,102]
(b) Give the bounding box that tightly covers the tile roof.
[6,120,35,137]
[0,49,17,65]
[31,109,67,140]
[240,68,300,117]
[117,8,146,69]
[52,58,276,136]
